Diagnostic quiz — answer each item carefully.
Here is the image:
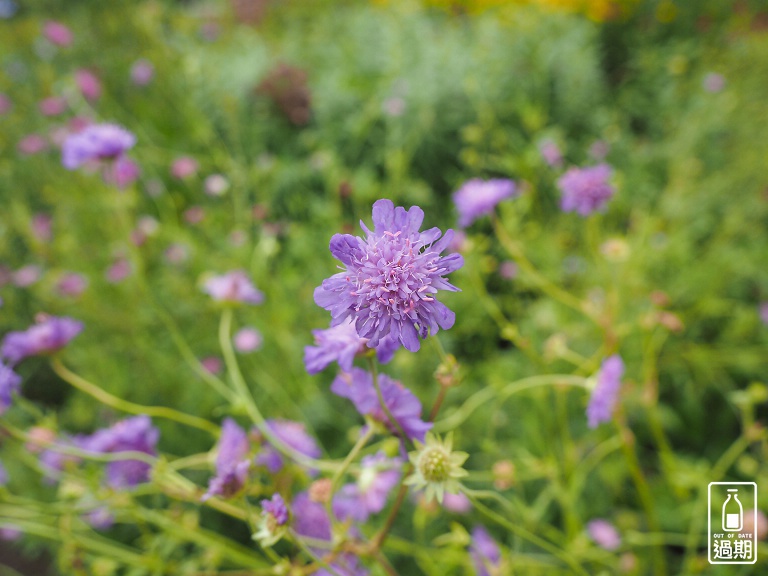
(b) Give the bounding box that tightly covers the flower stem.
[50,358,219,436]
[372,466,412,551]
[366,356,410,446]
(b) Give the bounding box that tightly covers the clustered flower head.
[469,526,503,576]
[1,315,83,365]
[405,432,468,503]
[304,317,396,375]
[333,452,402,523]
[586,355,625,428]
[203,418,251,501]
[587,518,621,551]
[452,178,517,228]
[331,368,432,442]
[315,199,463,354]
[0,362,21,414]
[557,164,615,216]
[203,270,264,305]
[61,123,136,170]
[254,493,289,547]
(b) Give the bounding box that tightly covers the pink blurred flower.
[204,174,229,196]
[106,258,131,283]
[103,156,140,189]
[234,327,263,353]
[43,21,73,47]
[130,59,154,86]
[0,93,11,115]
[499,260,518,280]
[13,265,42,287]
[164,243,189,264]
[31,213,53,243]
[587,519,621,551]
[201,356,223,375]
[442,492,471,514]
[171,156,198,180]
[703,73,725,93]
[75,69,102,102]
[760,302,768,326]
[383,97,406,117]
[18,134,48,155]
[184,206,205,225]
[589,140,609,160]
[39,96,67,116]
[56,272,88,297]
[539,139,563,168]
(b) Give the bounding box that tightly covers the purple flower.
[587,519,621,550]
[331,368,432,442]
[83,506,115,530]
[315,199,463,353]
[62,123,136,170]
[469,526,502,576]
[234,327,263,353]
[0,459,7,486]
[43,21,73,46]
[304,318,397,375]
[539,139,563,168]
[130,59,154,86]
[106,257,131,283]
[12,264,42,287]
[262,493,289,526]
[586,355,624,428]
[759,302,768,326]
[83,415,159,489]
[0,362,22,413]
[442,491,471,514]
[103,156,140,189]
[557,164,615,216]
[39,96,67,116]
[255,419,321,473]
[200,356,223,375]
[1,316,83,364]
[333,452,402,523]
[703,73,725,93]
[0,525,21,541]
[18,134,48,155]
[0,1,17,20]
[39,435,88,483]
[75,69,101,102]
[171,156,198,179]
[31,213,53,242]
[203,418,251,500]
[56,272,88,297]
[453,179,518,228]
[203,270,264,305]
[0,93,11,115]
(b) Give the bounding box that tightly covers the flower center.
[418,446,450,483]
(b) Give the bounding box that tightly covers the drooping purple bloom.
[304,318,397,375]
[203,270,264,305]
[453,179,518,228]
[255,419,321,473]
[82,415,158,489]
[0,362,21,413]
[203,418,251,501]
[43,21,73,46]
[331,368,432,442]
[261,493,289,526]
[130,59,154,86]
[234,327,263,353]
[333,452,402,523]
[587,519,621,550]
[469,526,502,576]
[1,316,83,364]
[586,355,624,428]
[315,199,463,354]
[558,164,615,216]
[62,123,136,170]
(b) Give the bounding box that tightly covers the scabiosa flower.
[405,432,468,503]
[304,318,397,375]
[200,356,223,375]
[56,272,88,297]
[254,493,289,547]
[39,96,67,116]
[103,156,140,189]
[315,199,463,353]
[130,59,154,86]
[13,264,42,287]
[62,123,136,170]
[204,174,229,196]
[171,156,198,179]
[31,213,52,242]
[106,257,131,283]
[539,139,563,168]
[83,415,158,489]
[586,355,624,428]
[333,452,402,523]
[234,327,263,353]
[43,21,73,47]
[75,69,101,101]
[469,526,502,576]
[203,270,264,305]
[203,418,251,501]
[18,134,48,155]
[557,164,615,216]
[587,519,621,551]
[0,362,22,414]
[331,368,432,442]
[453,179,517,228]
[442,491,472,514]
[1,315,83,364]
[255,419,322,474]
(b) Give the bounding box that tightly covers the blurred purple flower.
[31,213,53,242]
[234,327,263,353]
[171,156,198,179]
[204,174,230,196]
[183,206,205,225]
[703,73,725,93]
[203,270,264,305]
[331,368,432,442]
[103,156,140,189]
[333,452,402,523]
[558,164,615,216]
[255,419,321,474]
[18,134,48,155]
[43,21,73,47]
[498,260,517,280]
[13,264,42,287]
[83,506,115,530]
[0,362,22,414]
[164,243,189,265]
[83,415,158,489]
[39,435,85,483]
[315,199,463,353]
[0,0,17,19]
[0,459,7,486]
[1,315,83,364]
[201,356,223,375]
[39,96,67,116]
[62,123,136,170]
[203,418,251,500]
[589,140,609,160]
[759,302,768,326]
[539,139,563,168]
[130,59,154,86]
[453,179,518,228]
[304,318,397,375]
[586,355,624,428]
[75,69,102,101]
[0,93,11,114]
[587,519,621,550]
[442,491,472,514]
[56,272,88,297]
[106,257,131,283]
[469,526,502,576]
[262,493,289,525]
[0,525,21,541]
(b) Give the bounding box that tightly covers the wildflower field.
[1,0,767,574]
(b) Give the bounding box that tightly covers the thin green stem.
[331,425,376,497]
[367,356,409,446]
[51,358,218,436]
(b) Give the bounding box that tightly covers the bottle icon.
[722,489,743,532]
